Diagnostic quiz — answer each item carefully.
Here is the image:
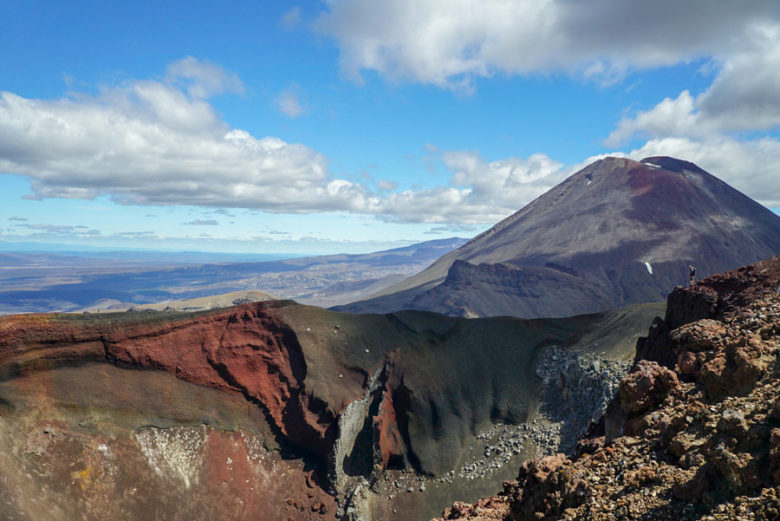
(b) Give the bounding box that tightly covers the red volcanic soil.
[0,302,352,460]
[628,164,694,209]
[372,353,406,469]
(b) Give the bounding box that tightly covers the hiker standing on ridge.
[689,265,696,286]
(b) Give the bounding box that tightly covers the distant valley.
[0,237,466,314]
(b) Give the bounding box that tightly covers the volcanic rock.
[433,254,780,521]
[618,360,679,416]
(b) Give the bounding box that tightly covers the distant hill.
[80,289,278,313]
[0,237,467,314]
[336,156,780,318]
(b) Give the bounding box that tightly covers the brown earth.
[433,254,780,521]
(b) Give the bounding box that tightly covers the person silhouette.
[689,265,696,286]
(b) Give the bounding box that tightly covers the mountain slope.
[337,157,780,318]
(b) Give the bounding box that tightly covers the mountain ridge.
[336,156,780,318]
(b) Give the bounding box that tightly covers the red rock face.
[0,359,339,521]
[373,373,405,470]
[199,429,336,520]
[0,302,346,461]
[374,386,404,469]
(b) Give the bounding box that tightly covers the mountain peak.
[639,156,708,174]
[339,156,780,318]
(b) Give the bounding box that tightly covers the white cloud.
[425,223,477,235]
[0,59,571,225]
[183,219,219,226]
[0,60,374,213]
[2,56,775,234]
[697,24,780,131]
[16,223,101,236]
[316,0,780,88]
[166,56,244,99]
[607,24,780,146]
[375,150,566,223]
[275,85,304,117]
[606,90,702,146]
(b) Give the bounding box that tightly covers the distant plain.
[0,238,466,314]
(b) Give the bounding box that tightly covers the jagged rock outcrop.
[433,255,780,521]
[339,157,780,318]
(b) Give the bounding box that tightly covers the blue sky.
[1,1,779,254]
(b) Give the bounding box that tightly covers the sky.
[1,1,779,255]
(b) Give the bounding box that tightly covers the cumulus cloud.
[316,0,780,88]
[0,58,570,224]
[166,56,244,99]
[375,151,566,223]
[606,90,702,145]
[275,85,304,117]
[0,59,374,213]
[607,24,780,145]
[3,55,774,233]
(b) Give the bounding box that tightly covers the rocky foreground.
[434,255,780,521]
